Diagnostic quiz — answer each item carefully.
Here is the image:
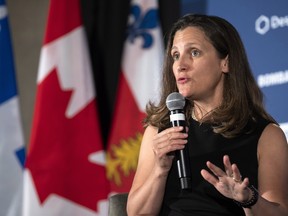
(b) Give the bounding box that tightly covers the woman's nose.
[176,55,189,72]
[177,64,188,72]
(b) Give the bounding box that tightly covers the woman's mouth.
[177,77,189,84]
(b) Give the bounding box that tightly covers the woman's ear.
[221,55,229,73]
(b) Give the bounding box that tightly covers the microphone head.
[166,92,185,111]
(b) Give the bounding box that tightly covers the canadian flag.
[107,0,163,193]
[23,0,109,215]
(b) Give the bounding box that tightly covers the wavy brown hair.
[144,14,276,137]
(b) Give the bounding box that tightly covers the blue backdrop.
[181,0,288,139]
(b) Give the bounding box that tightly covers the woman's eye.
[191,49,200,57]
[172,53,179,61]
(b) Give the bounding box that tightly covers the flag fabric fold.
[0,0,25,215]
[107,0,164,194]
[23,0,109,215]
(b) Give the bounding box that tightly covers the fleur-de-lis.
[126,5,159,49]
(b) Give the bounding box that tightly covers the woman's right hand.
[152,126,188,173]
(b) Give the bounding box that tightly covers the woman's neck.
[192,101,220,121]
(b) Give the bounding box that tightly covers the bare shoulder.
[258,123,288,153]
[143,125,158,139]
[140,125,158,150]
[129,125,158,190]
[258,123,288,200]
[136,125,158,167]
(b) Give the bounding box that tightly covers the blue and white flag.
[0,0,25,215]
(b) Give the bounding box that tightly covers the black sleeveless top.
[159,117,270,216]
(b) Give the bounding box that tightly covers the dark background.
[80,0,181,146]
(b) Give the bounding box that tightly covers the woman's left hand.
[201,155,252,202]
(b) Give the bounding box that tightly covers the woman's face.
[171,26,228,104]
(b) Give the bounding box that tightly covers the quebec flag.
[0,0,26,216]
[107,0,164,194]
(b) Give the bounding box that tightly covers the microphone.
[166,92,191,190]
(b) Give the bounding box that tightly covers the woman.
[126,14,288,216]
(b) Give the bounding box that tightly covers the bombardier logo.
[255,15,288,35]
[0,5,7,20]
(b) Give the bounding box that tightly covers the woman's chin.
[178,90,191,98]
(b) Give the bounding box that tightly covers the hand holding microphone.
[166,92,192,190]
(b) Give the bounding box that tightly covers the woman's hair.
[144,14,276,138]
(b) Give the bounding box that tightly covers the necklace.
[192,107,216,121]
[191,107,198,121]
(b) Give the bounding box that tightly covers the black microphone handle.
[170,112,192,190]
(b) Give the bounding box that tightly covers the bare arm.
[201,123,288,216]
[243,123,288,215]
[126,125,188,215]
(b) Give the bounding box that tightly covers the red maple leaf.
[26,68,108,211]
